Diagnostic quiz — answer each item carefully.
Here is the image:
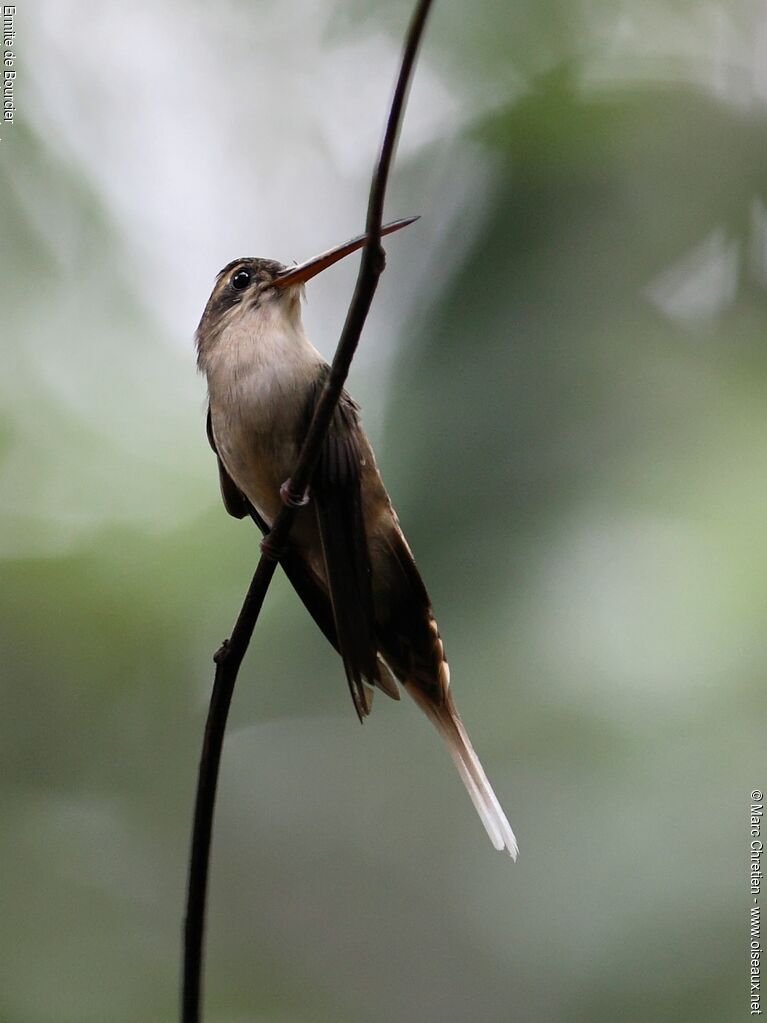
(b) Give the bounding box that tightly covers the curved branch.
[181,2,435,1020]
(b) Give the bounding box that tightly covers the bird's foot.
[279,478,311,508]
[259,533,287,562]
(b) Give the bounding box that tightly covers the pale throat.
[205,290,325,517]
[206,291,322,405]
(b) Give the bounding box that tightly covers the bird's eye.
[231,268,252,291]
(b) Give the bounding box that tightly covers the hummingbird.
[196,218,518,858]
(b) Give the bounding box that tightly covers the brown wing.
[310,389,381,721]
[206,408,248,519]
[375,526,448,706]
[206,406,340,654]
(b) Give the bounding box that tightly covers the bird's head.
[195,217,417,367]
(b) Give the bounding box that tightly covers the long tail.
[405,684,519,859]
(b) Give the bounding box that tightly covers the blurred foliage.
[1,2,765,1021]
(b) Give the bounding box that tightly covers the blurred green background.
[2,1,765,1020]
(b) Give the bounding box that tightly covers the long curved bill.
[273,216,419,289]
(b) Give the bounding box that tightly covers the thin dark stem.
[181,1,435,1020]
[182,558,277,1023]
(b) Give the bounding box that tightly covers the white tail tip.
[406,685,519,859]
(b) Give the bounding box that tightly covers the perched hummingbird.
[196,218,518,857]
